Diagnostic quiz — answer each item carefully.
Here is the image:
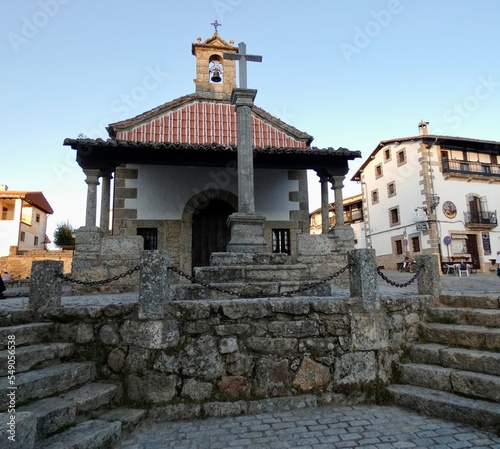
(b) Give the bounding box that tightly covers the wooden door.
[466,234,480,269]
[192,200,234,270]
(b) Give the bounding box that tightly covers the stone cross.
[224,42,262,89]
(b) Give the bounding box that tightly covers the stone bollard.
[416,253,441,298]
[138,250,170,320]
[348,249,380,310]
[28,260,63,314]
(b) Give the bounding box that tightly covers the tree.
[53,220,75,248]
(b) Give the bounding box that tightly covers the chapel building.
[64,30,360,285]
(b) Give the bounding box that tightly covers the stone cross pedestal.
[223,43,267,254]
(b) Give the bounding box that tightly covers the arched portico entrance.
[192,199,235,269]
[181,190,238,274]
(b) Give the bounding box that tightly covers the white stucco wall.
[126,165,298,221]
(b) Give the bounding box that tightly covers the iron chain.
[56,265,141,286]
[376,264,423,288]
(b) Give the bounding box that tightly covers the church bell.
[211,68,222,83]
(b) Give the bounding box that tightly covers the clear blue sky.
[2,0,500,245]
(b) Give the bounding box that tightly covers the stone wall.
[47,293,431,414]
[70,226,143,294]
[0,250,73,279]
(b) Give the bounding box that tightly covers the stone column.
[138,250,170,320]
[318,172,330,234]
[99,170,113,233]
[84,169,100,227]
[330,175,345,226]
[348,249,380,310]
[29,260,63,313]
[416,253,441,299]
[226,88,267,253]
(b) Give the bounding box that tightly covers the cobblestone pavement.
[115,404,500,449]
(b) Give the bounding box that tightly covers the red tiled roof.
[108,94,313,148]
[0,191,54,214]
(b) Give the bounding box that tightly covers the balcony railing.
[442,159,500,177]
[464,210,498,228]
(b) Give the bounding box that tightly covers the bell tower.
[192,26,238,98]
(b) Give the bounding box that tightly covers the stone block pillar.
[84,169,100,227]
[99,170,113,233]
[348,249,380,310]
[416,253,441,299]
[29,260,63,313]
[139,250,170,320]
[226,88,267,253]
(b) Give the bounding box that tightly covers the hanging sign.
[416,223,428,231]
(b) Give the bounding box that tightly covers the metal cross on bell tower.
[211,20,221,34]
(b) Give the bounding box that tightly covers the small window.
[387,181,396,197]
[137,228,158,250]
[36,214,41,223]
[395,240,403,255]
[411,236,421,252]
[389,207,400,226]
[396,149,406,166]
[34,236,39,245]
[384,148,391,162]
[20,231,25,242]
[375,164,383,178]
[272,229,290,255]
[371,189,379,205]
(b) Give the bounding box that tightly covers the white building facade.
[353,123,500,273]
[0,185,53,256]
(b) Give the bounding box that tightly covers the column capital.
[83,169,101,185]
[230,88,257,107]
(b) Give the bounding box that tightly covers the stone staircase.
[388,293,500,434]
[0,315,145,448]
[171,252,347,300]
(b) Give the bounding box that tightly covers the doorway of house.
[191,199,234,270]
[466,234,480,270]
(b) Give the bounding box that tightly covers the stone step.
[93,407,147,431]
[0,362,96,411]
[0,342,75,376]
[439,294,500,309]
[388,384,500,434]
[171,280,332,300]
[0,308,34,327]
[35,419,121,449]
[0,322,53,349]
[399,363,500,402]
[420,323,500,351]
[193,264,311,283]
[410,343,500,376]
[428,307,500,327]
[18,383,120,440]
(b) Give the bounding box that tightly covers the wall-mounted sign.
[443,235,452,245]
[416,223,428,231]
[442,201,457,219]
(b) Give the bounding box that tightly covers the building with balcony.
[310,194,365,248]
[0,185,54,256]
[352,122,500,273]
